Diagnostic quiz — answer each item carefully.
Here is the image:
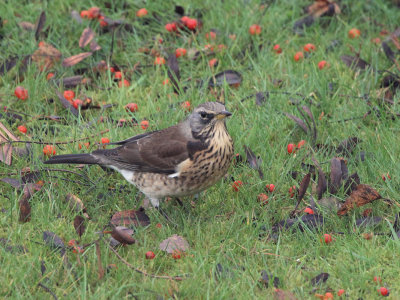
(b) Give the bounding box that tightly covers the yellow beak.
[215,110,232,120]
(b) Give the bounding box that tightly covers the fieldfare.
[44,102,234,208]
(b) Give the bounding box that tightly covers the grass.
[1,0,400,298]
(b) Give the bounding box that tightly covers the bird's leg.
[149,197,178,226]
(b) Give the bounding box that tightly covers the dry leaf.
[73,215,86,237]
[284,113,308,133]
[310,272,329,286]
[19,21,35,30]
[244,145,263,179]
[111,226,135,245]
[0,121,20,165]
[32,42,61,70]
[209,70,242,88]
[19,196,31,223]
[35,11,46,41]
[337,184,382,216]
[329,158,342,194]
[167,53,180,93]
[65,193,89,219]
[159,234,189,254]
[62,52,92,67]
[79,27,95,48]
[43,231,66,256]
[341,55,371,71]
[274,289,297,300]
[297,173,311,202]
[90,40,101,52]
[110,207,150,227]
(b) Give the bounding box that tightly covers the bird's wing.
[92,125,198,174]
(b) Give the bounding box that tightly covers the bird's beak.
[215,110,232,120]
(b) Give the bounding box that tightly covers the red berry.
[99,19,108,27]
[125,103,138,113]
[162,79,169,85]
[88,7,100,19]
[63,90,75,101]
[205,31,217,40]
[175,48,187,58]
[141,120,149,130]
[17,125,27,134]
[114,71,122,79]
[348,28,361,39]
[109,67,115,73]
[118,79,130,88]
[80,10,89,18]
[289,186,296,198]
[294,52,304,62]
[72,99,83,109]
[172,250,181,259]
[324,292,334,299]
[304,207,314,215]
[78,142,90,150]
[186,18,197,30]
[14,86,29,100]
[324,234,333,244]
[297,140,306,149]
[287,143,295,154]
[232,180,243,192]
[46,72,55,80]
[337,289,345,296]
[217,44,227,51]
[136,8,148,17]
[154,57,166,65]
[208,58,218,68]
[303,43,316,52]
[165,23,177,32]
[273,44,282,54]
[265,184,275,193]
[145,251,155,259]
[374,276,382,282]
[318,60,328,70]
[101,137,110,144]
[68,239,77,247]
[43,145,56,157]
[156,223,162,228]
[181,101,191,111]
[382,173,391,181]
[249,24,261,35]
[372,37,381,44]
[257,193,269,205]
[180,16,190,25]
[38,41,45,47]
[379,287,389,296]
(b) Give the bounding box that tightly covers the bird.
[44,102,234,209]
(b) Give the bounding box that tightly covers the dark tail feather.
[44,153,99,165]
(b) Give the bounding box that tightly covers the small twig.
[105,239,188,281]
[38,283,58,300]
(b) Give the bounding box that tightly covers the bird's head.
[188,102,232,135]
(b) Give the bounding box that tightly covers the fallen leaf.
[318,196,341,211]
[337,184,382,216]
[79,28,95,48]
[18,184,39,223]
[341,55,371,71]
[0,238,27,254]
[43,231,66,256]
[255,92,267,106]
[274,289,297,300]
[32,42,61,70]
[159,234,189,254]
[19,21,35,30]
[62,52,92,67]
[90,40,101,52]
[0,56,19,75]
[70,10,83,24]
[0,177,22,189]
[260,270,280,288]
[244,145,263,179]
[73,215,86,237]
[110,207,150,227]
[355,216,382,227]
[57,75,85,88]
[35,11,46,41]
[64,194,89,219]
[297,173,311,202]
[310,272,329,286]
[382,42,395,63]
[329,158,342,194]
[343,172,360,195]
[167,53,181,93]
[55,91,79,117]
[208,70,242,88]
[284,113,308,133]
[336,137,361,156]
[110,226,135,245]
[272,214,324,233]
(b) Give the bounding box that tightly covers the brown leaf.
[341,55,371,71]
[32,42,61,70]
[65,194,89,219]
[55,91,79,117]
[343,172,360,195]
[297,173,311,202]
[62,52,92,67]
[318,196,341,211]
[329,158,342,194]
[90,40,101,52]
[57,75,85,88]
[317,169,327,200]
[0,121,19,165]
[70,10,83,24]
[19,194,31,223]
[336,137,361,156]
[310,272,329,286]
[79,28,95,48]
[19,21,35,30]
[73,215,86,237]
[167,53,180,93]
[274,289,297,300]
[209,70,242,88]
[244,145,263,179]
[111,226,135,245]
[110,207,150,227]
[382,42,395,63]
[159,234,189,254]
[283,113,308,133]
[95,240,104,279]
[337,184,382,216]
[35,11,46,41]
[0,56,19,75]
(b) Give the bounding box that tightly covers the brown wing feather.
[92,125,192,174]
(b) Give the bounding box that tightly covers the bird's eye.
[200,112,207,119]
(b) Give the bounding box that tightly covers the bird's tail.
[44,153,99,165]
